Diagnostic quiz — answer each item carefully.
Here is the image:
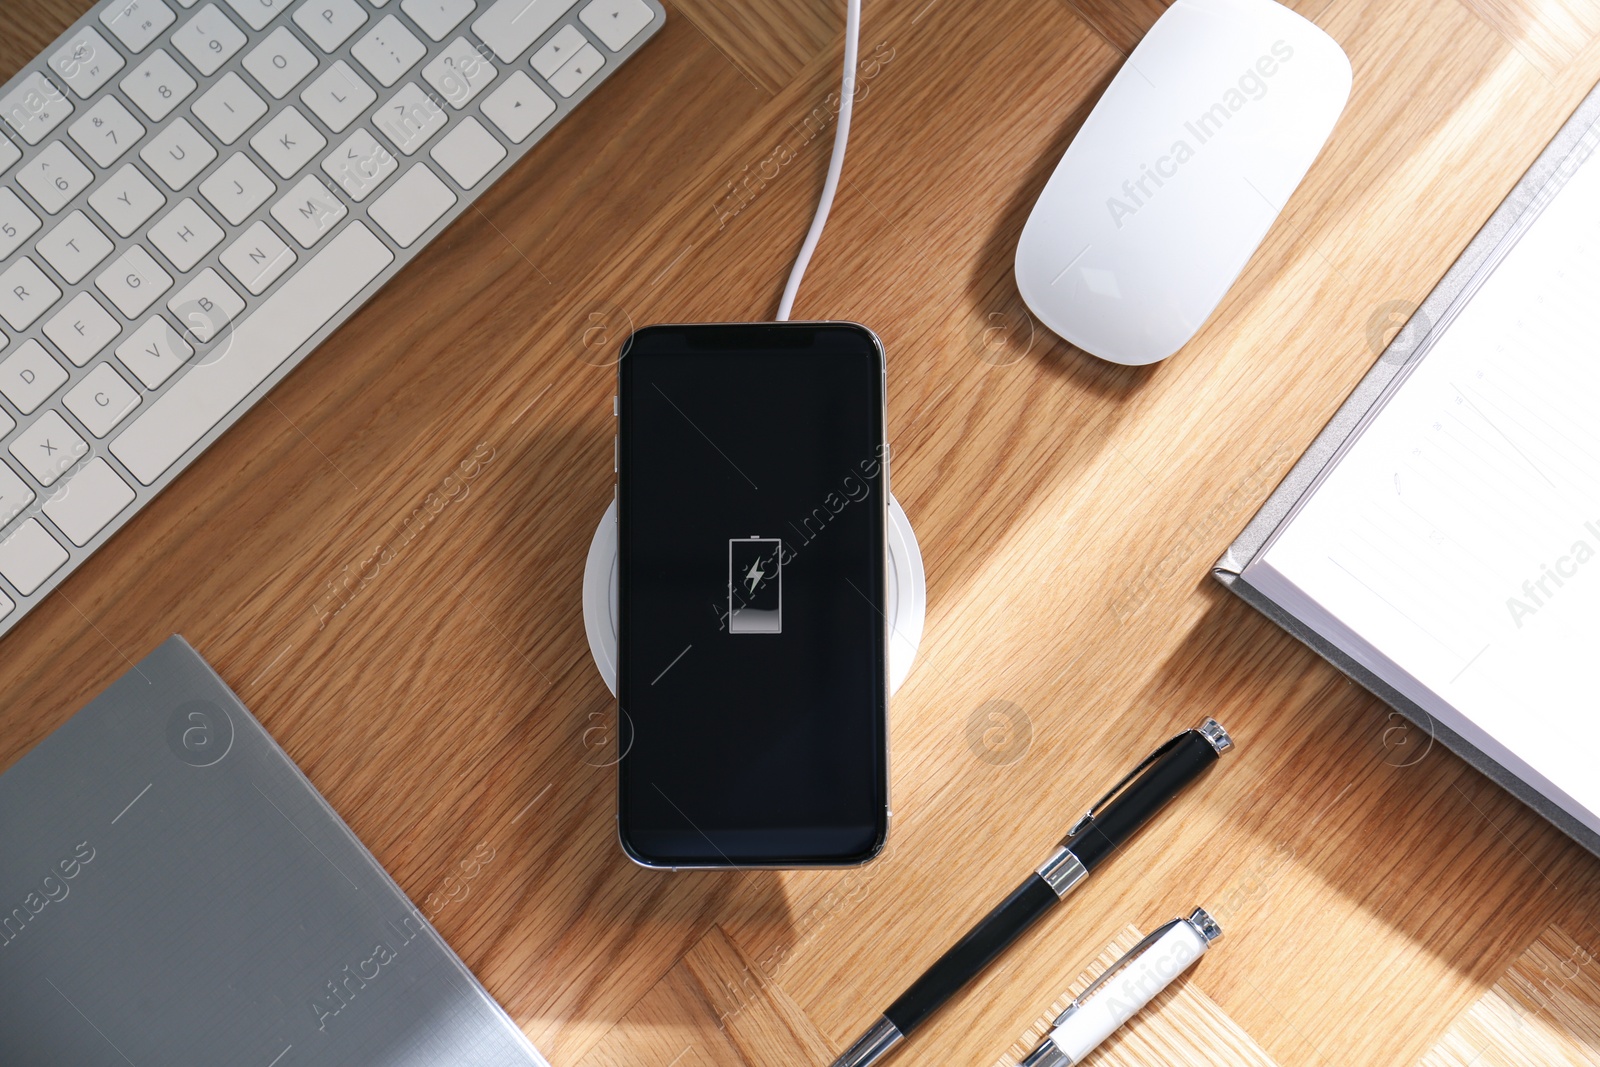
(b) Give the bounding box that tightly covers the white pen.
[1019,907,1222,1067]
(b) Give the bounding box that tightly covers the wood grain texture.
[1422,924,1600,1065]
[671,0,841,94]
[6,0,1600,1064]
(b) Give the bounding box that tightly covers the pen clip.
[1065,730,1188,839]
[1052,909,1220,1026]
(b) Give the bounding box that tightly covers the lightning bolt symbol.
[744,559,766,594]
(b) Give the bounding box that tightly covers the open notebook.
[1217,83,1600,855]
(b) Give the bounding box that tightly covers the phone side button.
[613,434,619,472]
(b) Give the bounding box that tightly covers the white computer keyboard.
[0,0,662,638]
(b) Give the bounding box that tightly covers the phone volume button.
[613,435,619,473]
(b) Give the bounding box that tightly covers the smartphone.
[616,322,889,868]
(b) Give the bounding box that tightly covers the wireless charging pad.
[583,496,926,696]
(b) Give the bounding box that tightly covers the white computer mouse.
[1015,0,1351,365]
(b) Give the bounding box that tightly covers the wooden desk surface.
[6,0,1600,1063]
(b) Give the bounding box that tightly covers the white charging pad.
[583,496,926,696]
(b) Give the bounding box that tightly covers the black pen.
[828,717,1234,1067]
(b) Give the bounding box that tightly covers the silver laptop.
[0,635,546,1066]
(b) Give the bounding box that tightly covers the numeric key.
[173,4,249,76]
[123,50,198,122]
[68,97,145,168]
[18,142,94,214]
[0,189,43,259]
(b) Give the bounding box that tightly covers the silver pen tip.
[829,1016,903,1067]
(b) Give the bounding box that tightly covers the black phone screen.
[616,323,888,867]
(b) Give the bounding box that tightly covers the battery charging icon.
[729,537,782,634]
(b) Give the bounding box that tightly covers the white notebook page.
[1249,136,1600,827]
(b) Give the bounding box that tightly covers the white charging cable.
[775,0,862,321]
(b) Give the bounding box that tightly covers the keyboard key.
[0,140,19,175]
[222,0,289,30]
[149,198,225,270]
[430,116,504,188]
[112,221,392,484]
[0,463,34,528]
[251,106,326,178]
[0,338,67,411]
[18,141,94,214]
[473,0,577,63]
[245,26,319,98]
[168,267,245,341]
[0,589,11,618]
[96,245,173,317]
[548,42,603,97]
[0,260,62,331]
[0,519,67,594]
[200,152,276,223]
[272,174,347,247]
[66,363,142,437]
[300,60,376,133]
[45,292,121,365]
[123,50,198,122]
[0,73,74,145]
[141,117,217,189]
[48,28,126,98]
[579,0,652,50]
[220,220,296,293]
[68,96,145,167]
[174,4,249,76]
[0,410,11,438]
[368,162,454,247]
[0,189,43,259]
[323,127,396,200]
[401,0,474,41]
[100,0,178,51]
[42,457,135,545]
[352,16,427,87]
[117,316,194,389]
[530,24,583,78]
[37,210,114,284]
[375,82,445,155]
[294,0,368,50]
[89,163,166,236]
[192,72,269,144]
[11,410,88,486]
[423,37,496,108]
[480,71,553,143]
